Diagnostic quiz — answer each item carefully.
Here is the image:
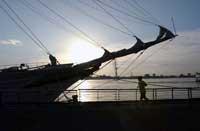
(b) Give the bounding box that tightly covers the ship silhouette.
[0,26,175,102]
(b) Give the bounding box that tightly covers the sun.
[67,39,104,64]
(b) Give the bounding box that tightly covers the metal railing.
[78,88,200,102]
[0,87,200,103]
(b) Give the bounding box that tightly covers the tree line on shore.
[88,73,198,79]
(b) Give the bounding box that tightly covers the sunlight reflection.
[78,80,91,89]
[77,80,94,102]
[67,39,103,64]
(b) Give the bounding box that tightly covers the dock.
[0,100,200,131]
[1,88,200,131]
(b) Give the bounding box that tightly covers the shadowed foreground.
[0,100,200,131]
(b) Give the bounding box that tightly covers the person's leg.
[141,92,145,100]
[144,97,149,100]
[144,91,149,100]
[140,91,143,100]
[140,93,143,100]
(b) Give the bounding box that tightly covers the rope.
[119,79,182,88]
[65,0,133,36]
[128,0,160,24]
[67,59,114,91]
[99,60,114,71]
[20,0,63,28]
[20,0,100,48]
[37,0,104,49]
[77,0,104,13]
[171,17,177,35]
[95,0,157,26]
[1,0,51,54]
[119,50,145,76]
[67,35,172,90]
[123,0,149,18]
[0,0,50,55]
[93,0,135,36]
[92,79,114,89]
[77,0,152,26]
[111,0,150,22]
[123,40,173,76]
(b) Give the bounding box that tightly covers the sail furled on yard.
[75,26,176,69]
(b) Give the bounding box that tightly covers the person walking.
[137,76,149,101]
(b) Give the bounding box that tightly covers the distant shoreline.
[87,76,196,80]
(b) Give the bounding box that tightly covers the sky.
[0,0,200,76]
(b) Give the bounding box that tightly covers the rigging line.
[68,59,114,90]
[95,0,157,26]
[77,0,151,26]
[77,0,103,13]
[119,50,145,76]
[20,0,98,47]
[97,59,114,72]
[37,0,104,49]
[0,2,48,55]
[122,0,149,18]
[124,40,173,76]
[119,79,181,88]
[70,73,110,91]
[92,79,114,89]
[131,0,160,24]
[124,0,158,23]
[65,0,132,36]
[116,52,135,68]
[20,0,61,28]
[1,0,51,55]
[111,0,150,22]
[93,0,135,36]
[90,59,118,88]
[69,79,87,90]
[171,17,177,35]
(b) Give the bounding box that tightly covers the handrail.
[78,87,200,102]
[79,87,200,90]
[0,87,200,103]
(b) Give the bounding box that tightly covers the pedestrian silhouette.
[137,76,149,101]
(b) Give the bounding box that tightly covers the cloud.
[0,39,22,46]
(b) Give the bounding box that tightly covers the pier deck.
[1,99,200,131]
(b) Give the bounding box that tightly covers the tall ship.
[0,0,176,102]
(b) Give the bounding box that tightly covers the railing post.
[97,90,99,101]
[78,89,81,102]
[187,88,192,99]
[117,89,120,101]
[152,89,154,100]
[155,89,157,100]
[136,89,137,101]
[171,88,174,100]
[115,89,118,101]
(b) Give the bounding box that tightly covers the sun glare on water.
[67,39,103,64]
[73,80,93,102]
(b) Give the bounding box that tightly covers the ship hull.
[0,64,99,103]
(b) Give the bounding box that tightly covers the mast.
[114,59,118,79]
